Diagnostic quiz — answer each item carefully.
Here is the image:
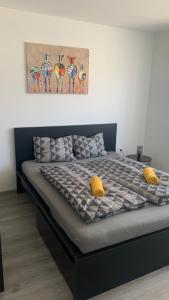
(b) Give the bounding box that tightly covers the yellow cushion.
[90,176,105,197]
[143,167,159,185]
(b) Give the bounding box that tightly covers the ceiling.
[0,0,169,32]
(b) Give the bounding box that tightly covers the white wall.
[0,7,154,191]
[144,30,169,171]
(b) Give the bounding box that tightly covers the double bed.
[14,124,169,300]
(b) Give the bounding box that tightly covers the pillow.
[73,132,107,159]
[33,136,75,162]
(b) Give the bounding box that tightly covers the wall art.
[26,42,89,94]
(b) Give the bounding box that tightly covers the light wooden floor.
[0,192,169,300]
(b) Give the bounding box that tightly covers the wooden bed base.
[14,124,169,300]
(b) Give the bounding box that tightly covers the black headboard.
[14,123,117,171]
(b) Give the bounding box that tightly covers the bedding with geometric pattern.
[73,132,107,159]
[33,136,75,162]
[40,157,169,223]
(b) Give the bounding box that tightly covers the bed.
[14,124,169,300]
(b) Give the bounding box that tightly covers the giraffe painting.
[26,42,89,94]
[67,56,77,93]
[41,53,52,93]
[78,65,87,94]
[54,55,65,93]
[30,66,41,92]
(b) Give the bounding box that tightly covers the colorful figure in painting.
[41,53,52,92]
[54,54,65,93]
[78,65,87,94]
[67,56,77,93]
[30,66,41,92]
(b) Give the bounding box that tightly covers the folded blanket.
[41,163,146,223]
[86,157,169,206]
[90,176,105,196]
[117,158,169,206]
[40,156,169,223]
[143,167,159,185]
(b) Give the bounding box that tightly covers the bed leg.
[16,174,25,193]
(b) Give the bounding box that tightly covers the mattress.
[22,153,169,254]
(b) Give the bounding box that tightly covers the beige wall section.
[0,7,153,191]
[144,30,169,172]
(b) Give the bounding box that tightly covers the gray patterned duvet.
[41,157,169,223]
[22,155,169,253]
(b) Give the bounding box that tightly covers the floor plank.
[0,191,169,300]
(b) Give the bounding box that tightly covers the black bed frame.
[14,124,169,300]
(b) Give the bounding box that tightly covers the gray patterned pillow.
[33,136,75,162]
[73,132,107,159]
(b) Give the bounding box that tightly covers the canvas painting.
[25,42,89,94]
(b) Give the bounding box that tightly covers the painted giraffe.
[30,66,41,93]
[78,65,87,94]
[41,53,52,93]
[67,56,77,93]
[54,54,65,93]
